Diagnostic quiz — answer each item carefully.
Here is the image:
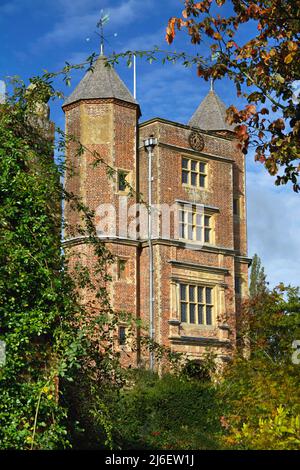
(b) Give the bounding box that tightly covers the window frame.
[116,257,129,281]
[181,156,208,189]
[117,168,131,194]
[178,204,214,245]
[179,283,214,326]
[233,196,241,218]
[235,276,242,297]
[118,326,126,345]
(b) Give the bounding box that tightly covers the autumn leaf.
[273,119,285,131]
[261,51,270,63]
[182,9,188,19]
[164,0,300,190]
[273,73,285,84]
[166,18,176,44]
[226,41,235,49]
[246,104,256,115]
[256,65,265,76]
[287,41,298,52]
[284,53,294,64]
[206,27,215,37]
[213,32,222,40]
[247,4,260,16]
[258,154,266,163]
[236,124,249,140]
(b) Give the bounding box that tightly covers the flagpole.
[133,54,137,100]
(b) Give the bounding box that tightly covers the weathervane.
[86,10,117,54]
[87,9,136,100]
[96,10,110,56]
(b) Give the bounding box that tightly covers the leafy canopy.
[249,253,268,298]
[166,0,300,191]
[220,286,300,449]
[0,82,123,449]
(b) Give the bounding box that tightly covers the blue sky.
[1,0,299,288]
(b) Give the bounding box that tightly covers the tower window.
[233,197,240,216]
[235,276,242,296]
[182,157,207,188]
[204,215,211,243]
[119,326,126,345]
[179,283,214,325]
[117,170,130,193]
[178,204,213,244]
[117,258,128,280]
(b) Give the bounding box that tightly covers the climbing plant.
[0,79,123,449]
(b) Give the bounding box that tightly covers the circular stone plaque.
[189,131,204,151]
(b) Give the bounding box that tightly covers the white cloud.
[247,164,300,288]
[0,0,52,16]
[56,0,105,15]
[119,28,166,53]
[135,60,207,123]
[33,0,154,52]
[39,12,99,46]
[64,51,90,65]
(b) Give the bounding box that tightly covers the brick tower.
[62,56,141,365]
[63,59,250,369]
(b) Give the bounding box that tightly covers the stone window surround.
[181,155,208,189]
[168,263,228,341]
[234,271,248,298]
[116,321,132,352]
[179,282,214,326]
[178,205,214,244]
[115,255,131,281]
[118,325,126,345]
[116,257,128,280]
[116,168,132,195]
[176,201,218,246]
[233,196,240,217]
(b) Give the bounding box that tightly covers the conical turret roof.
[63,56,138,108]
[188,88,234,132]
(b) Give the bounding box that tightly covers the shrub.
[230,406,300,450]
[106,370,223,450]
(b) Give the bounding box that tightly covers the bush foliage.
[66,369,223,450]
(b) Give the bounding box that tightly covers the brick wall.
[64,101,249,369]
[64,98,140,367]
[138,119,249,364]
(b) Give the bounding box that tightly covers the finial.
[210,77,214,92]
[96,10,110,56]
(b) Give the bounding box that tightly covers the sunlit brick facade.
[63,56,250,369]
